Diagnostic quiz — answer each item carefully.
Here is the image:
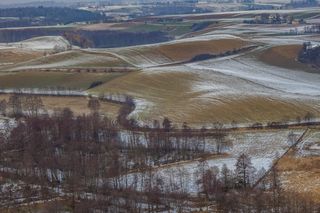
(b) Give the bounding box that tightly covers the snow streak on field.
[296,131,320,157]
[106,46,320,125]
[82,30,320,126]
[121,130,302,194]
[0,118,16,134]
[110,43,320,124]
[187,54,320,99]
[109,47,172,68]
[104,34,247,68]
[6,50,129,71]
[0,32,318,126]
[9,36,71,51]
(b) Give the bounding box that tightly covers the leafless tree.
[8,93,23,117]
[88,98,101,113]
[162,117,172,132]
[235,154,256,188]
[0,99,7,116]
[24,95,44,117]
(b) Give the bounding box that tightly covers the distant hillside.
[0,7,106,28]
[64,30,171,48]
[0,25,172,48]
[13,36,71,50]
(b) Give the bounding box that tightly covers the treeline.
[0,114,318,212]
[64,30,171,48]
[0,93,45,117]
[0,19,34,28]
[288,24,320,35]
[191,21,215,32]
[243,13,290,25]
[298,42,320,68]
[189,46,255,63]
[303,24,320,34]
[0,27,172,48]
[0,96,230,211]
[0,93,229,164]
[0,28,66,43]
[0,7,105,27]
[0,94,319,211]
[250,112,317,129]
[191,159,319,213]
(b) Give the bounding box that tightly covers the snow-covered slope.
[11,36,71,51]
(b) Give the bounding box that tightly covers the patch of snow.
[99,34,246,68]
[186,54,320,98]
[118,129,302,194]
[128,98,155,125]
[10,36,71,51]
[297,131,320,156]
[310,144,320,150]
[12,51,117,71]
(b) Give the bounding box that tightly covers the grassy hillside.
[2,50,133,71]
[0,72,124,90]
[258,45,317,72]
[90,70,320,126]
[0,48,42,64]
[156,38,248,61]
[110,37,250,67]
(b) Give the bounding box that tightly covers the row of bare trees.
[0,94,44,117]
[0,94,319,212]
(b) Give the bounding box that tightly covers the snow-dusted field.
[7,36,71,51]
[187,53,320,98]
[0,14,319,127]
[77,27,320,126]
[109,47,172,68]
[101,34,247,68]
[104,46,320,126]
[297,130,320,157]
[8,51,122,71]
[0,117,16,135]
[120,129,303,194]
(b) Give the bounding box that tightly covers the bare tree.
[24,95,44,117]
[270,166,282,213]
[0,99,7,116]
[200,166,221,199]
[8,93,23,117]
[162,117,172,132]
[88,98,101,113]
[304,112,315,122]
[221,164,232,190]
[235,154,256,188]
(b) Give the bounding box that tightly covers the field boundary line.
[253,128,310,189]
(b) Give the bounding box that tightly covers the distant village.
[79,0,319,22]
[244,13,305,25]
